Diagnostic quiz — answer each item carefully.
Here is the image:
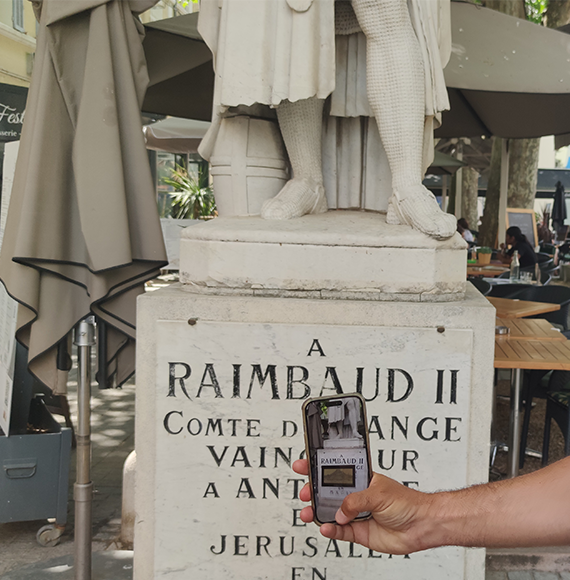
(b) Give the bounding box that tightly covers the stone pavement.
[0,379,135,578]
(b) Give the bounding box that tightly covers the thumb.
[335,484,379,525]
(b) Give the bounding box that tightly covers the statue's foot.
[261,178,327,220]
[386,186,457,241]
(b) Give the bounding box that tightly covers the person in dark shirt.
[499,226,538,269]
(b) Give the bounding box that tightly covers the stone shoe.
[261,178,328,220]
[386,186,457,241]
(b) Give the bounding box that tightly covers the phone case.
[302,392,373,526]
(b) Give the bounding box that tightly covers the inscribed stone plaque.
[154,321,473,580]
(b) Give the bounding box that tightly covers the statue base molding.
[180,211,467,302]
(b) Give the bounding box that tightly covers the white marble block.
[135,284,494,580]
[180,212,468,301]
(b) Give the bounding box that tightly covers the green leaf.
[161,164,217,220]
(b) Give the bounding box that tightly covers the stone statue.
[198,0,456,241]
[327,398,362,440]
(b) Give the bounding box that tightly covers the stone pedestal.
[135,214,495,580]
[180,212,468,301]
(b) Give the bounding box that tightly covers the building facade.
[0,0,35,185]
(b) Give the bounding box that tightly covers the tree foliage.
[155,0,196,16]
[526,0,549,23]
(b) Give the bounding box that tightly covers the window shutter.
[12,0,25,33]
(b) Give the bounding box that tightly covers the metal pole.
[441,175,448,213]
[455,140,464,219]
[507,368,522,478]
[498,139,510,248]
[74,317,96,580]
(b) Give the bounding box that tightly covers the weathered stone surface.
[180,212,467,301]
[134,284,494,580]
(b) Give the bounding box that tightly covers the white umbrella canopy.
[144,117,211,153]
[437,1,570,139]
[142,3,570,142]
[0,0,167,391]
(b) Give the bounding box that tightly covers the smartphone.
[302,393,373,525]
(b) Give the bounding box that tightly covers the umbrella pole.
[454,140,464,219]
[441,175,448,213]
[74,317,96,580]
[498,139,510,246]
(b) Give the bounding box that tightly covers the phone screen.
[303,394,372,525]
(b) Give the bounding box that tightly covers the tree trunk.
[546,1,570,27]
[507,138,541,208]
[479,137,503,248]
[462,166,480,229]
[483,0,525,18]
[447,172,456,216]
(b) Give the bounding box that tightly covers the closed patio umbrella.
[552,181,568,239]
[0,2,168,574]
[426,150,466,176]
[0,0,167,393]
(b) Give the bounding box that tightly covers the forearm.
[422,457,570,549]
[497,252,511,264]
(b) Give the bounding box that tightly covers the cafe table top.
[495,317,566,341]
[494,337,570,370]
[467,265,509,277]
[487,296,561,319]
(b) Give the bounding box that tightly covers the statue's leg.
[351,0,456,240]
[261,97,328,220]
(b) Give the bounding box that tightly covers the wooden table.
[488,296,561,319]
[494,330,570,478]
[495,317,566,342]
[467,265,509,277]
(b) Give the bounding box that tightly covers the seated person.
[498,226,538,269]
[457,218,474,243]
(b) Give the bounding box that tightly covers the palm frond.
[162,164,216,220]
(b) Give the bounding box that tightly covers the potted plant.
[477,246,493,266]
[161,165,217,220]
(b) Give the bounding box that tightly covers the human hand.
[292,459,439,555]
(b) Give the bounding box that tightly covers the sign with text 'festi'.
[0,83,27,142]
[154,321,473,580]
